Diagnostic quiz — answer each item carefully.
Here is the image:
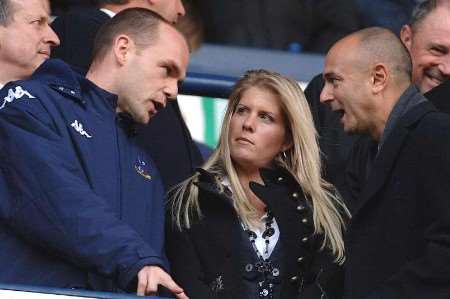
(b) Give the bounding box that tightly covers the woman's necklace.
[244,209,278,299]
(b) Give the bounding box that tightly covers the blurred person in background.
[166,69,350,299]
[195,0,361,54]
[400,0,450,93]
[355,0,418,34]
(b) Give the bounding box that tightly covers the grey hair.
[409,0,450,31]
[0,0,15,26]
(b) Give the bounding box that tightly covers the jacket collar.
[194,168,233,203]
[32,59,84,103]
[31,59,119,113]
[352,100,437,217]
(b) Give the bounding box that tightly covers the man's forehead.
[12,0,50,16]
[415,6,450,33]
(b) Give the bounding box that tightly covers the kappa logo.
[134,157,152,180]
[71,120,93,138]
[0,86,35,110]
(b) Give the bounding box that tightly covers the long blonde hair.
[170,70,350,263]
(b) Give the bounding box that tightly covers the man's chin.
[420,77,442,93]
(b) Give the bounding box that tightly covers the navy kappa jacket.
[0,59,167,292]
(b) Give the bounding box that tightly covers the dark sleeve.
[0,83,164,290]
[425,78,450,114]
[304,73,325,134]
[367,114,450,298]
[165,222,215,298]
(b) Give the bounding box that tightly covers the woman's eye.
[236,106,246,114]
[260,113,274,122]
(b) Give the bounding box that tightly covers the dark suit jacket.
[166,168,344,299]
[51,9,204,190]
[51,9,109,71]
[425,78,450,114]
[344,98,450,299]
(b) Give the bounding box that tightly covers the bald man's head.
[333,27,412,86]
[320,27,413,139]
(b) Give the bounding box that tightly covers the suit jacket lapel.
[352,101,436,218]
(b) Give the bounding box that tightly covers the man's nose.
[319,84,332,104]
[177,0,186,18]
[165,79,179,100]
[45,25,61,47]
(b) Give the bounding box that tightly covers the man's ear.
[371,64,388,93]
[400,24,413,52]
[112,34,133,66]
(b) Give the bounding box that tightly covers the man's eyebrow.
[162,60,183,78]
[323,72,335,80]
[430,43,449,53]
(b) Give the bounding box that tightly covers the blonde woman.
[166,70,350,299]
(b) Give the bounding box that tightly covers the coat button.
[290,276,298,284]
[272,268,280,277]
[277,176,284,182]
[301,218,308,224]
[301,237,308,243]
[297,256,304,264]
[292,192,299,198]
[245,263,253,272]
[296,205,305,212]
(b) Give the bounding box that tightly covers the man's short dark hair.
[0,0,15,26]
[92,8,170,64]
[409,0,450,31]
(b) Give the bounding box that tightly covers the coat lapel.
[352,101,436,218]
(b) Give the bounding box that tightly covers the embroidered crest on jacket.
[134,157,152,180]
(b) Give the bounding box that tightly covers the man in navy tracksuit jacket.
[0,9,189,298]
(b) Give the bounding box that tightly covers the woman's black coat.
[165,168,344,299]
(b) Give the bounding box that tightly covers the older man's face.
[401,6,450,93]
[0,0,60,82]
[149,0,185,24]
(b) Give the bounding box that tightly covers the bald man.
[321,27,450,299]
[305,1,450,199]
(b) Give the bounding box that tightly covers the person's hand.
[136,265,189,299]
